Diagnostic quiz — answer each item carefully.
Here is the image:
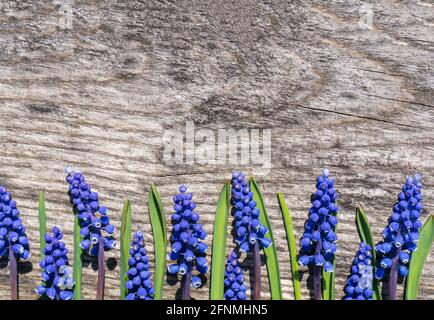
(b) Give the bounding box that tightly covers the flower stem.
[96,237,105,300]
[181,270,191,300]
[388,236,402,300]
[313,239,322,300]
[252,241,261,300]
[9,245,18,300]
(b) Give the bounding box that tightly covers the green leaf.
[405,215,434,300]
[120,199,132,299]
[277,192,301,300]
[148,184,167,300]
[356,206,382,300]
[38,192,47,259]
[210,182,230,300]
[250,178,282,300]
[322,265,335,300]
[73,213,83,300]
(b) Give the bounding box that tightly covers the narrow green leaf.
[322,263,335,300]
[405,215,434,300]
[356,207,382,300]
[210,182,230,300]
[277,192,301,300]
[38,192,47,259]
[120,199,132,299]
[356,207,374,251]
[250,178,282,300]
[73,214,83,300]
[148,184,167,300]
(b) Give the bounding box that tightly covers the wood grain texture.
[0,0,433,300]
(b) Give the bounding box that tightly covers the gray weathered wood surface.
[0,0,433,300]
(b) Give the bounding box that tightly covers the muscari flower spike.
[65,167,116,256]
[0,186,30,261]
[298,168,339,272]
[35,226,74,300]
[375,174,423,280]
[343,243,374,300]
[230,171,272,254]
[167,185,208,288]
[125,231,154,300]
[224,251,247,300]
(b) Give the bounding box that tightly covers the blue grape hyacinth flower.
[298,168,339,272]
[230,171,272,254]
[167,185,208,289]
[125,231,154,300]
[343,243,374,300]
[35,226,74,300]
[0,186,30,261]
[375,174,423,280]
[65,167,116,256]
[224,251,247,300]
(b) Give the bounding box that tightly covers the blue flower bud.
[192,276,202,288]
[239,242,250,253]
[380,258,392,269]
[399,265,408,278]
[299,255,311,266]
[260,237,272,248]
[399,252,410,264]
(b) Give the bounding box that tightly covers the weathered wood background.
[0,0,433,300]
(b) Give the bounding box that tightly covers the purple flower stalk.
[375,174,423,300]
[343,243,374,300]
[0,186,30,300]
[65,167,116,300]
[35,226,74,300]
[125,231,154,300]
[298,168,339,300]
[230,171,271,300]
[167,185,208,300]
[224,251,247,300]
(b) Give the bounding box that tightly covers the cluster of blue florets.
[35,226,74,300]
[125,231,154,300]
[298,169,338,272]
[65,167,116,256]
[230,171,272,253]
[0,186,30,261]
[224,251,247,300]
[343,243,374,300]
[375,174,423,280]
[167,186,208,289]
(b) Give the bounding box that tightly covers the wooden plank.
[0,0,432,300]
